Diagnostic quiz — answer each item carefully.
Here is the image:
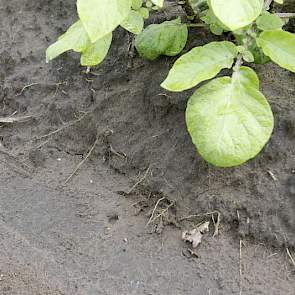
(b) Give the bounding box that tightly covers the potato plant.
[46,0,295,167]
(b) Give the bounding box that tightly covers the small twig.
[147,201,175,225]
[16,83,39,96]
[0,115,32,124]
[267,170,277,181]
[179,211,220,221]
[37,112,90,140]
[127,166,151,195]
[212,211,221,237]
[276,13,295,18]
[64,137,99,184]
[146,197,166,226]
[239,239,243,295]
[286,248,295,268]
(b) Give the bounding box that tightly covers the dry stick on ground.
[64,137,99,184]
[239,240,243,295]
[146,196,166,226]
[127,166,151,195]
[149,201,175,225]
[0,115,32,124]
[211,211,221,237]
[286,248,295,268]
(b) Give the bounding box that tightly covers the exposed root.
[127,166,151,195]
[64,137,99,184]
[16,83,39,96]
[37,111,90,140]
[147,201,175,227]
[146,196,166,226]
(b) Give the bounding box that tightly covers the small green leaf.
[46,21,90,62]
[161,41,238,92]
[209,23,223,35]
[135,18,188,60]
[274,0,283,3]
[186,70,274,167]
[121,10,144,34]
[188,0,208,14]
[132,0,143,10]
[256,12,284,31]
[242,50,255,62]
[77,0,131,42]
[81,33,112,66]
[151,0,164,7]
[210,0,264,31]
[257,30,295,72]
[138,7,149,19]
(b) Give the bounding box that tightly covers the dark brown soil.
[0,1,295,294]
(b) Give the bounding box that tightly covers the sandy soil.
[0,1,295,294]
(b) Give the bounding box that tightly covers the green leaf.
[201,8,229,31]
[257,30,295,72]
[209,0,264,31]
[151,0,164,7]
[186,69,274,167]
[242,50,255,62]
[81,33,112,66]
[46,21,90,62]
[256,12,284,31]
[209,23,223,35]
[135,18,188,60]
[274,0,283,3]
[132,0,143,10]
[161,41,237,92]
[138,7,149,19]
[77,0,131,42]
[238,66,260,89]
[121,10,144,34]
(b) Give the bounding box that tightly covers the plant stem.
[264,0,273,10]
[276,13,295,18]
[187,23,206,28]
[233,55,243,73]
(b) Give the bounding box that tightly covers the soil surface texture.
[0,1,295,294]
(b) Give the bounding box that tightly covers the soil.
[0,0,295,294]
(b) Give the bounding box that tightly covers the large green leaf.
[121,10,144,34]
[46,21,90,62]
[161,41,237,92]
[81,33,112,66]
[135,18,188,60]
[77,0,131,42]
[257,30,295,72]
[210,0,264,31]
[186,67,274,167]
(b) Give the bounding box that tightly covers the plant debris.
[182,221,210,248]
